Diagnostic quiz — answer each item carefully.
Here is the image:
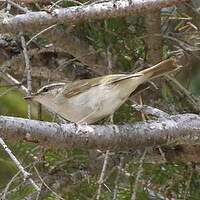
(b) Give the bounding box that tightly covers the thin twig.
[1,170,21,200]
[165,74,200,111]
[183,164,194,200]
[26,24,57,46]
[96,150,110,200]
[112,156,124,200]
[1,162,35,200]
[34,166,65,200]
[84,0,110,6]
[6,0,28,13]
[48,0,63,10]
[0,137,40,191]
[131,149,147,200]
[139,95,149,120]
[132,104,170,118]
[20,33,32,119]
[0,86,17,98]
[0,179,25,198]
[157,146,167,162]
[52,48,101,74]
[49,0,83,11]
[0,70,28,94]
[106,46,113,74]
[2,0,11,23]
[120,164,171,199]
[5,0,11,13]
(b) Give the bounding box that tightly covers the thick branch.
[0,0,187,33]
[0,114,200,150]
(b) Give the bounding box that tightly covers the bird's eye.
[43,88,49,92]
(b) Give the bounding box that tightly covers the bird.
[25,58,180,124]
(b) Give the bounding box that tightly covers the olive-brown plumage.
[26,58,180,124]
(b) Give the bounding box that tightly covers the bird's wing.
[61,74,143,98]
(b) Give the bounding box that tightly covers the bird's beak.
[24,94,36,101]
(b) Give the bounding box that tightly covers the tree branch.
[0,114,200,150]
[0,0,187,33]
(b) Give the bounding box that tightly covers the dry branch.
[0,114,200,150]
[0,0,187,33]
[47,29,108,75]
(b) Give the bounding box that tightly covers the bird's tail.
[140,58,180,80]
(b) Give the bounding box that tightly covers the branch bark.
[0,0,188,33]
[0,114,200,150]
[144,10,162,64]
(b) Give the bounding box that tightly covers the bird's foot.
[74,123,94,134]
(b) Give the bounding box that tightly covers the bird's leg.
[109,114,114,124]
[104,113,114,124]
[53,113,70,125]
[107,113,119,137]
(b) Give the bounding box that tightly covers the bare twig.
[0,137,40,191]
[34,166,65,200]
[26,24,57,46]
[49,0,83,11]
[0,70,28,94]
[139,95,149,121]
[96,150,110,200]
[6,0,28,13]
[106,46,113,74]
[165,74,200,112]
[132,104,170,118]
[20,33,32,119]
[112,156,124,200]
[183,164,194,200]
[1,170,21,200]
[2,0,12,24]
[0,86,17,98]
[157,146,167,162]
[1,162,35,200]
[131,149,147,200]
[120,163,171,200]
